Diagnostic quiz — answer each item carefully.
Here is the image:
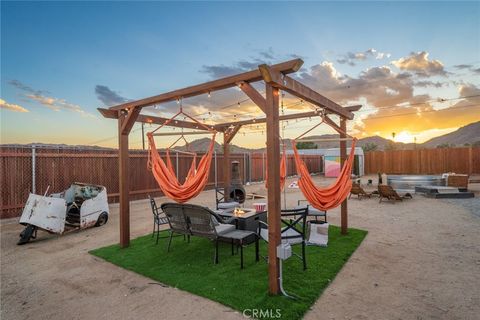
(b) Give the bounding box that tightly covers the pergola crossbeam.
[107,59,304,111]
[214,105,361,131]
[258,64,355,120]
[238,82,266,112]
[98,108,212,131]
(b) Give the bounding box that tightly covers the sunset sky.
[1,1,479,149]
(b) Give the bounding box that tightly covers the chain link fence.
[0,145,323,218]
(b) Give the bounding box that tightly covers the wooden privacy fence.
[364,147,480,175]
[0,146,323,219]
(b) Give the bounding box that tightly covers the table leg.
[240,240,244,269]
[255,236,259,262]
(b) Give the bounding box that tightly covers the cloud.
[259,47,275,60]
[295,62,417,109]
[414,80,445,88]
[454,64,472,70]
[201,58,268,78]
[95,85,130,106]
[352,83,480,137]
[200,49,301,78]
[8,80,49,96]
[8,80,94,117]
[289,58,479,138]
[0,99,29,112]
[337,48,391,66]
[392,51,447,77]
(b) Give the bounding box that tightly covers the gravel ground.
[442,198,480,217]
[1,176,479,320]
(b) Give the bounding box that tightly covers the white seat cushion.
[259,227,303,245]
[215,223,235,235]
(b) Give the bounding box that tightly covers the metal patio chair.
[215,187,239,211]
[298,200,327,223]
[148,195,170,244]
[258,206,309,270]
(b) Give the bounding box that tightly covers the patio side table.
[219,230,259,269]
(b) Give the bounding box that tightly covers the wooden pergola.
[98,58,361,295]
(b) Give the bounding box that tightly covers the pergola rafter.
[99,58,361,295]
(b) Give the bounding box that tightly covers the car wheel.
[95,212,108,227]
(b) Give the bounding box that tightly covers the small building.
[324,147,364,177]
[285,147,364,177]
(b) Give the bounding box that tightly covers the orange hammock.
[292,138,357,211]
[147,133,216,203]
[264,147,287,190]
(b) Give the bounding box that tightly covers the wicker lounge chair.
[349,182,372,200]
[161,203,237,264]
[258,207,308,270]
[378,185,413,203]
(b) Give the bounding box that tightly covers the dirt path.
[1,176,479,319]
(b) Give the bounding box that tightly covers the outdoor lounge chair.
[378,185,413,203]
[258,207,308,270]
[161,203,237,264]
[349,182,372,200]
[148,196,170,244]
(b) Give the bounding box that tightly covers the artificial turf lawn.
[90,225,367,320]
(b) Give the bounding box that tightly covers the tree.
[436,143,453,148]
[384,141,397,151]
[361,142,378,152]
[472,140,480,147]
[296,141,317,149]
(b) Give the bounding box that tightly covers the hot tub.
[387,175,445,193]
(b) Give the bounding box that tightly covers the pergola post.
[118,114,130,248]
[340,117,348,235]
[265,84,281,294]
[223,133,231,201]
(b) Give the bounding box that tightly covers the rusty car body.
[18,183,109,244]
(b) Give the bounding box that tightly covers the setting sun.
[394,131,415,143]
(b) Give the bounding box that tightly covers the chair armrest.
[222,216,237,225]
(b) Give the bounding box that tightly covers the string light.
[237,101,241,107]
[208,91,211,98]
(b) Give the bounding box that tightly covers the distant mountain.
[3,121,479,152]
[421,121,480,148]
[0,142,115,150]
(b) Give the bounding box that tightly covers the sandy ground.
[1,175,479,320]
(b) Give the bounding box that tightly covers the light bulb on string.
[208,91,211,98]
